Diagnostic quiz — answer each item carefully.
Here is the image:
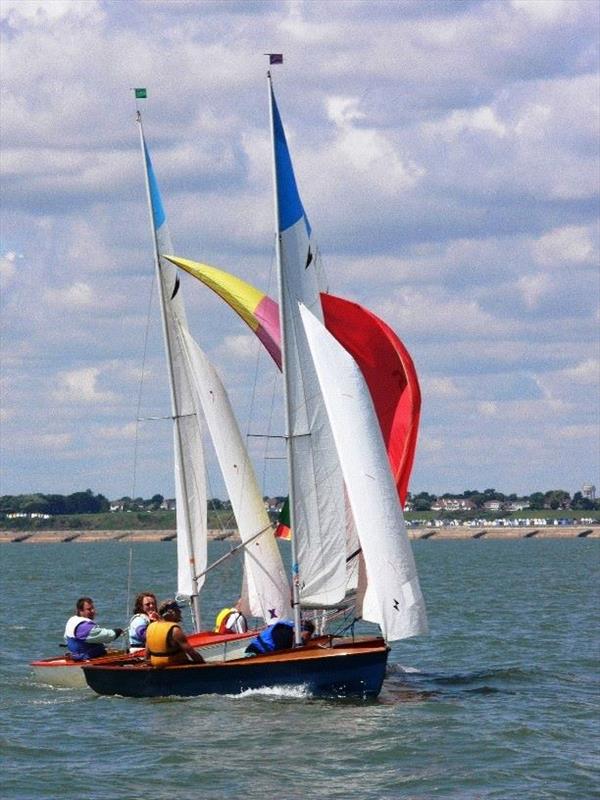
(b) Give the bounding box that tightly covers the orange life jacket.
[145,620,187,667]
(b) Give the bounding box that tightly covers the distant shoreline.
[1,526,598,543]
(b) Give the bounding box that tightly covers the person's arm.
[78,621,122,644]
[172,626,204,663]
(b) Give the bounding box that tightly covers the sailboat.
[82,71,427,699]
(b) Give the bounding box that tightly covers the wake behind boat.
[80,65,428,700]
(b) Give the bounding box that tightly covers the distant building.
[483,500,503,512]
[505,500,530,511]
[431,498,476,512]
[160,498,176,511]
[582,483,596,501]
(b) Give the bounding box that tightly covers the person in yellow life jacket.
[214,599,248,634]
[145,599,204,667]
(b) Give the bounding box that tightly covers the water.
[1,540,598,799]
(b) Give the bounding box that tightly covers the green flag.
[134,88,147,99]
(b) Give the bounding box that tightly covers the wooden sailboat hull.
[30,629,257,688]
[82,637,389,699]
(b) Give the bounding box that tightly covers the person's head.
[301,619,315,643]
[159,599,182,622]
[76,597,96,620]
[133,592,158,616]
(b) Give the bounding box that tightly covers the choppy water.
[1,540,598,799]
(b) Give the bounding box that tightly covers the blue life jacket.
[246,620,294,654]
[66,637,107,661]
[64,616,108,661]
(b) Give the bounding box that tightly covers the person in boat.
[245,619,315,656]
[214,599,248,635]
[127,591,160,652]
[145,599,205,667]
[64,597,123,661]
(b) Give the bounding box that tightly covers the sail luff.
[136,112,205,631]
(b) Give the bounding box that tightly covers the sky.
[1,0,598,502]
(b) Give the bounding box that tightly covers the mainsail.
[300,305,428,641]
[138,116,207,628]
[269,83,348,609]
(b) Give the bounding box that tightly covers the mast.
[267,71,303,646]
[136,109,202,631]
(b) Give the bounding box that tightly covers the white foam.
[228,684,312,700]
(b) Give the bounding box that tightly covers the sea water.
[1,539,598,799]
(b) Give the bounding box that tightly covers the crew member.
[128,591,160,652]
[145,599,205,667]
[64,597,123,661]
[245,619,314,656]
[214,600,248,634]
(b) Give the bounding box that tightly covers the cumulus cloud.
[53,367,117,404]
[532,225,597,267]
[1,0,598,497]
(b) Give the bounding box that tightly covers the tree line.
[0,487,597,516]
[409,488,598,511]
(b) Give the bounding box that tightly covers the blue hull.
[83,640,389,699]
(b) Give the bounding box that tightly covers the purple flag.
[269,53,283,64]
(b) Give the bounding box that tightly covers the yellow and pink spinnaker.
[164,256,421,510]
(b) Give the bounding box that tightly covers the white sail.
[300,304,428,641]
[177,325,292,623]
[139,127,207,618]
[270,86,347,608]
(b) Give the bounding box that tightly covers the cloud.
[52,367,117,404]
[563,359,600,384]
[44,281,94,308]
[97,422,138,440]
[38,433,73,449]
[0,250,20,282]
[0,0,598,498]
[1,0,103,25]
[517,273,552,309]
[532,225,597,267]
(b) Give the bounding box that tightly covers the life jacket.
[145,620,187,667]
[246,620,293,654]
[64,615,107,661]
[128,613,150,649]
[214,608,248,634]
